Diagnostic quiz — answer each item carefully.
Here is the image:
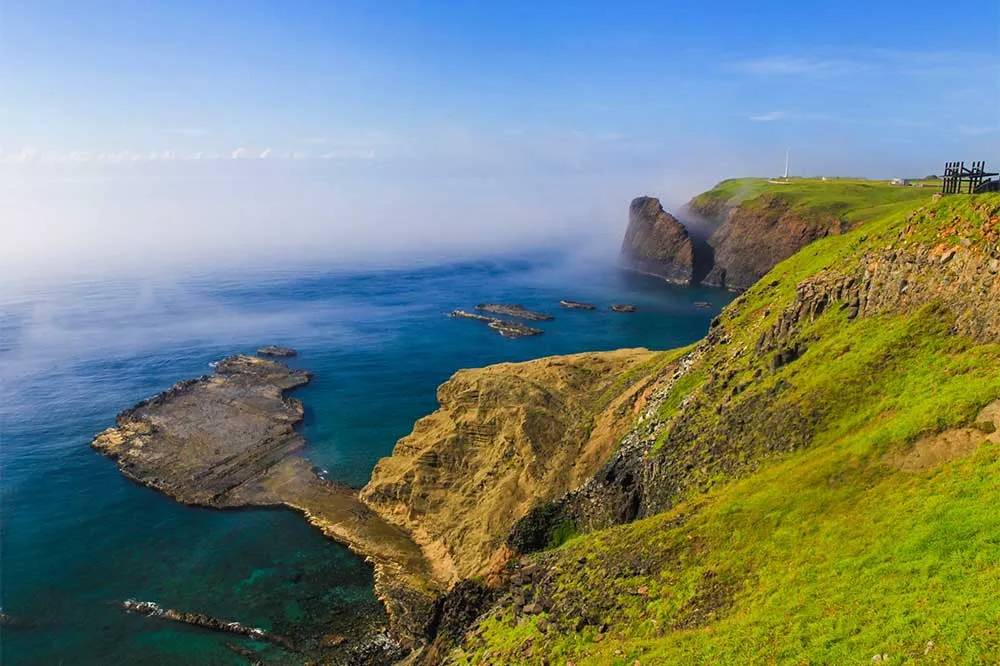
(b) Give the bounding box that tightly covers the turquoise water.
[0,253,733,664]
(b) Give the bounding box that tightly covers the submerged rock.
[449,310,543,338]
[257,345,297,357]
[474,304,554,321]
[559,300,597,310]
[610,304,637,313]
[123,599,296,650]
[694,301,712,309]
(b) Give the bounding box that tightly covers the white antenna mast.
[783,148,790,180]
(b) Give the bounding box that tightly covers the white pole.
[783,149,789,179]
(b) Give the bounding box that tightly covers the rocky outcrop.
[474,304,554,321]
[610,304,636,313]
[620,197,696,284]
[360,349,659,583]
[700,193,846,289]
[560,300,596,310]
[524,197,1000,545]
[754,202,1000,351]
[122,599,295,650]
[257,345,297,357]
[91,355,446,649]
[448,310,543,338]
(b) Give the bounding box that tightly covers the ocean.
[0,252,733,664]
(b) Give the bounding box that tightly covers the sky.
[1,0,998,279]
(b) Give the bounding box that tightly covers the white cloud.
[231,147,250,159]
[260,148,273,159]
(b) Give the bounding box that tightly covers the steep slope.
[686,178,936,289]
[619,197,697,283]
[442,194,1000,664]
[360,349,661,584]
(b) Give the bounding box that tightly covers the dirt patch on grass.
[886,399,1000,471]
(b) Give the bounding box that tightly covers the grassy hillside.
[688,177,939,227]
[447,194,1000,665]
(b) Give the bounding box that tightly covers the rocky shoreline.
[90,353,447,661]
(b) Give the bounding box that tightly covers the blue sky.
[1,1,998,276]
[4,0,997,168]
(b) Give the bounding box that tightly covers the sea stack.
[620,196,695,284]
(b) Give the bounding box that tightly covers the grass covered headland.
[443,189,1000,665]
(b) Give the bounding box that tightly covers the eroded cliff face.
[360,348,658,583]
[528,196,1000,540]
[698,192,845,290]
[619,197,696,283]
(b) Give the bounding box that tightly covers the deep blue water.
[0,253,733,664]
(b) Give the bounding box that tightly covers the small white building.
[890,178,911,186]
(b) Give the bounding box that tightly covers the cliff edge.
[408,192,1000,664]
[361,348,659,584]
[623,178,935,290]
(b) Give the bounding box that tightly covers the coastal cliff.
[361,348,658,583]
[89,182,1000,665]
[619,197,697,283]
[402,191,1000,663]
[623,178,935,290]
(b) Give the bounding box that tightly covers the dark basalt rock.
[449,310,543,338]
[559,300,597,310]
[610,304,637,313]
[257,345,297,357]
[474,304,554,321]
[122,599,296,650]
[699,193,846,290]
[620,196,696,284]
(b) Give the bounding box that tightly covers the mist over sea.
[0,250,733,664]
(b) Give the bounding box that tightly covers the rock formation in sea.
[448,310,543,338]
[474,304,554,321]
[619,196,697,284]
[257,345,297,357]
[559,300,597,310]
[91,355,446,652]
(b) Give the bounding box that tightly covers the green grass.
[688,177,938,229]
[449,193,1000,665]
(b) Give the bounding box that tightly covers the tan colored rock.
[361,348,658,582]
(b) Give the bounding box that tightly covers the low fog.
[1,152,747,289]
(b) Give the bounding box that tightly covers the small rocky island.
[449,310,544,338]
[474,303,554,321]
[91,354,446,655]
[256,345,297,357]
[610,304,637,313]
[559,300,597,310]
